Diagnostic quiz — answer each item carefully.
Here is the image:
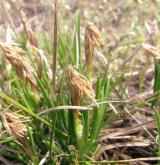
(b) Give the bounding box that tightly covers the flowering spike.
[85,22,104,79]
[2,112,32,156]
[67,65,95,102]
[20,10,38,47]
[0,43,38,93]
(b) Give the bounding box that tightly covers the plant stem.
[52,0,58,90]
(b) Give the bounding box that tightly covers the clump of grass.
[1,1,159,164]
[0,4,109,164]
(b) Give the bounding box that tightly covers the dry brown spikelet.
[2,112,32,156]
[85,22,104,78]
[85,22,104,48]
[0,43,38,92]
[67,65,95,102]
[20,10,38,47]
[2,112,29,137]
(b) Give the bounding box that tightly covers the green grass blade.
[0,92,52,127]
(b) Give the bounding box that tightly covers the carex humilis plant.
[0,2,113,165]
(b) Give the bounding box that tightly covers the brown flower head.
[67,65,95,103]
[21,10,38,47]
[0,43,38,92]
[2,112,29,138]
[85,22,104,48]
[85,22,104,78]
[2,112,32,156]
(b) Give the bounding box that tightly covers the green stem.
[152,62,160,107]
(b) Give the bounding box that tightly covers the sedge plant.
[0,8,112,165]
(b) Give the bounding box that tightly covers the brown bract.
[0,43,38,91]
[67,65,95,102]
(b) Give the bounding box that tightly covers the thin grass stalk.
[52,0,58,89]
[76,11,81,67]
[153,63,160,107]
[153,107,160,160]
[50,2,58,161]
